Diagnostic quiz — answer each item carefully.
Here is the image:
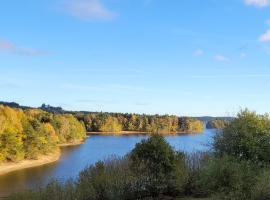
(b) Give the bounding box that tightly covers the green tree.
[99,116,122,133]
[199,156,256,200]
[214,109,270,164]
[52,114,86,143]
[129,135,188,197]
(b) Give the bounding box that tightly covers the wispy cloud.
[61,83,182,95]
[213,54,230,62]
[262,46,270,54]
[63,0,117,21]
[240,53,247,58]
[0,39,49,56]
[61,83,147,93]
[238,43,249,51]
[245,0,270,7]
[76,99,116,104]
[135,102,150,106]
[0,77,23,89]
[170,28,198,36]
[193,49,204,56]
[259,29,270,42]
[266,19,270,25]
[190,74,270,79]
[0,82,19,89]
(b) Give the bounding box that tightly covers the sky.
[1,0,270,116]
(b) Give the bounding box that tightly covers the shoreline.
[0,150,61,176]
[0,139,87,176]
[58,140,85,147]
[87,131,204,136]
[0,131,204,176]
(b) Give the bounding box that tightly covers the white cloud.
[0,40,48,56]
[64,0,116,21]
[245,0,270,7]
[193,49,204,56]
[214,54,229,62]
[259,29,270,42]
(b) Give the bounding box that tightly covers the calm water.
[0,129,216,197]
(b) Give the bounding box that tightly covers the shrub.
[76,157,134,200]
[184,152,211,197]
[213,109,270,165]
[8,180,77,200]
[129,135,188,198]
[251,168,270,200]
[199,156,256,200]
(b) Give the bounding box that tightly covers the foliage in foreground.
[129,135,188,197]
[213,109,270,165]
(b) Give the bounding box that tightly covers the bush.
[199,156,257,200]
[184,152,211,197]
[251,168,270,200]
[9,180,77,200]
[213,109,270,165]
[76,157,134,200]
[129,135,188,198]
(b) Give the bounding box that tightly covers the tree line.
[0,102,206,134]
[206,119,230,129]
[75,113,204,134]
[0,105,86,162]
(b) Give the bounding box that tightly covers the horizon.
[1,0,270,116]
[0,100,235,118]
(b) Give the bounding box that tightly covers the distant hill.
[0,101,32,109]
[196,116,235,123]
[0,101,65,114]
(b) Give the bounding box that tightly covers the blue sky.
[1,0,270,116]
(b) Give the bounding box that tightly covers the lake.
[0,129,216,197]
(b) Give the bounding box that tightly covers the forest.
[40,103,205,134]
[0,102,205,134]
[0,105,86,163]
[75,113,204,134]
